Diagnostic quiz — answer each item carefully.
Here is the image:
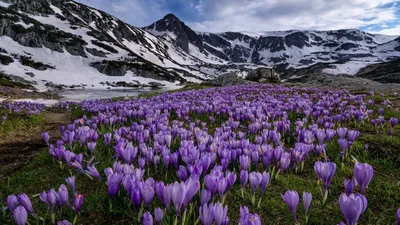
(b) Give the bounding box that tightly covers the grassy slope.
[0,86,400,225]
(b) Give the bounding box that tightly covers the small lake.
[4,88,168,106]
[58,88,166,101]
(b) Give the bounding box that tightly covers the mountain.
[355,58,400,83]
[0,0,399,91]
[0,0,225,91]
[144,16,399,71]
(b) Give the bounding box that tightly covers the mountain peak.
[144,13,203,53]
[163,13,180,21]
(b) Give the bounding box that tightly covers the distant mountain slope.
[0,0,399,91]
[355,58,400,83]
[145,15,399,70]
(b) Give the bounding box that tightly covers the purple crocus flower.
[142,211,153,225]
[239,212,262,225]
[107,172,123,197]
[199,203,215,225]
[397,208,400,225]
[249,172,262,192]
[87,142,96,154]
[260,172,270,196]
[344,179,355,196]
[73,193,84,213]
[204,175,218,195]
[13,206,28,225]
[66,176,76,193]
[85,165,102,180]
[200,189,212,206]
[240,206,249,218]
[347,130,360,142]
[390,118,399,128]
[281,190,299,222]
[339,193,368,225]
[337,128,348,139]
[57,220,72,225]
[326,129,336,141]
[314,161,336,190]
[338,138,348,152]
[279,152,291,172]
[141,183,155,207]
[240,170,249,189]
[353,163,374,194]
[225,171,237,189]
[379,108,384,115]
[104,133,112,145]
[41,132,50,145]
[315,129,326,145]
[239,155,251,170]
[58,185,70,206]
[303,192,312,214]
[154,208,164,225]
[17,194,34,213]
[6,194,19,212]
[214,202,229,225]
[217,178,228,200]
[130,187,141,208]
[273,147,284,162]
[40,189,58,210]
[178,165,188,181]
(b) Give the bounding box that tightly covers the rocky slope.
[0,0,219,91]
[355,58,400,83]
[145,14,400,71]
[0,0,399,91]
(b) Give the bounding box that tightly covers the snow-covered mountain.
[0,0,399,91]
[144,14,400,74]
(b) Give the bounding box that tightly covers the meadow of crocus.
[1,84,400,225]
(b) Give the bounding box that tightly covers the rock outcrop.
[246,68,279,83]
[355,59,400,83]
[202,72,255,86]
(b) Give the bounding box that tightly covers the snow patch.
[12,98,59,106]
[15,21,34,29]
[49,4,63,16]
[0,1,11,8]
[322,60,374,75]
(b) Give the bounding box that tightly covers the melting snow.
[14,21,34,29]
[0,1,10,8]
[49,4,63,16]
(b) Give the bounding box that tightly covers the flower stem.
[322,189,328,207]
[181,208,187,225]
[72,215,78,225]
[257,197,262,208]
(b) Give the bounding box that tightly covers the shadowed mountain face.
[0,0,399,90]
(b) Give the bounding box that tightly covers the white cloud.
[375,25,400,35]
[188,0,400,33]
[76,0,400,35]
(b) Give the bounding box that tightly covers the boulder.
[246,68,279,83]
[25,72,35,77]
[202,72,255,86]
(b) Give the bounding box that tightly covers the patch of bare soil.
[0,112,72,180]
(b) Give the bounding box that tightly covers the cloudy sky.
[75,0,400,35]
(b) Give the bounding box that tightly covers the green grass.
[1,87,400,225]
[0,113,45,135]
[1,133,399,224]
[0,77,31,89]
